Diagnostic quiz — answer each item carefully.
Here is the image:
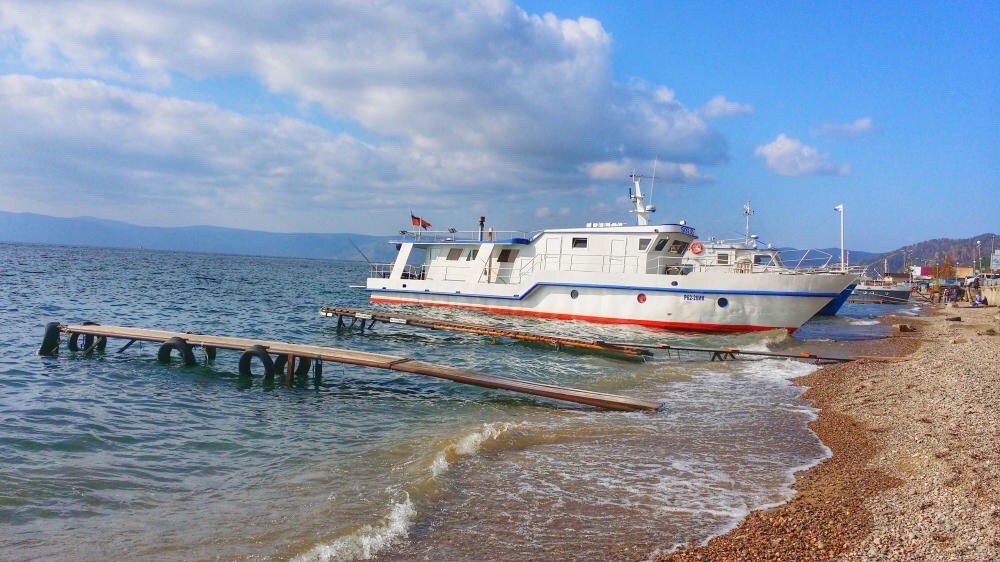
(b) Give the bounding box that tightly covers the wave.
[291,493,416,562]
[293,422,519,561]
[430,421,516,478]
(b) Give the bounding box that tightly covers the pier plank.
[58,324,659,411]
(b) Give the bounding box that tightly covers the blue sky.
[0,1,996,251]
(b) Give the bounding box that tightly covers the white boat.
[849,277,913,304]
[849,256,914,305]
[365,175,858,333]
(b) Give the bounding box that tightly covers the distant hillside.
[2,211,994,271]
[0,211,397,262]
[856,235,999,274]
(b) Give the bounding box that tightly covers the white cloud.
[811,117,875,139]
[753,134,850,177]
[0,75,388,231]
[698,95,753,118]
[0,1,729,232]
[535,207,571,219]
[586,158,714,185]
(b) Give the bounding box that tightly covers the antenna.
[627,171,656,226]
[743,200,755,245]
[650,158,657,204]
[348,237,372,265]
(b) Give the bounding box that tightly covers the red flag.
[411,213,431,230]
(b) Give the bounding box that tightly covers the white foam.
[430,422,514,478]
[739,358,820,382]
[292,493,416,562]
[847,318,880,326]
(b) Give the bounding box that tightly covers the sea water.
[0,243,892,560]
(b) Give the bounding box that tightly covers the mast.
[628,172,656,226]
[743,200,754,246]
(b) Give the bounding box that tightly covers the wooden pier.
[318,306,652,357]
[319,307,874,364]
[37,322,661,412]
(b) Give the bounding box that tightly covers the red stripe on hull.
[369,295,795,334]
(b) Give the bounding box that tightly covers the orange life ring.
[690,241,704,255]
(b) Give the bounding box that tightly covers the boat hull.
[849,286,912,304]
[368,271,852,333]
[816,284,856,315]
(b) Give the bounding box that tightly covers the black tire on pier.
[38,322,61,356]
[68,332,94,352]
[158,337,196,366]
[68,321,107,353]
[273,354,313,376]
[238,345,274,377]
[82,321,107,352]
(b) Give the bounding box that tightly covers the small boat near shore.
[849,277,913,304]
[365,175,857,333]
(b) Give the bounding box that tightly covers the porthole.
[717,297,729,308]
[671,281,678,286]
[637,293,647,303]
[570,290,579,299]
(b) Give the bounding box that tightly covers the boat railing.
[422,262,477,281]
[683,260,782,274]
[368,263,426,280]
[394,228,534,243]
[510,253,644,281]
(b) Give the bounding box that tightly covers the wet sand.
[658,303,1000,561]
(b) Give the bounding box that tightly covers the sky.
[0,1,996,252]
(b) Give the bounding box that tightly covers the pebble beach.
[660,298,1000,561]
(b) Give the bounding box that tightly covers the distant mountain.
[858,235,999,274]
[2,211,995,272]
[0,211,397,262]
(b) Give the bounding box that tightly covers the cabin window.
[571,237,588,249]
[466,249,479,261]
[653,238,669,252]
[497,249,519,263]
[638,238,651,251]
[754,254,772,265]
[668,240,688,255]
[447,248,463,261]
[717,253,730,265]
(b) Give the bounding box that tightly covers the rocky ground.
[658,303,1000,561]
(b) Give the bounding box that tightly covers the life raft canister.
[690,241,704,255]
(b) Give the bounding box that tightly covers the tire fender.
[39,322,62,356]
[273,354,313,376]
[158,337,196,366]
[238,345,274,377]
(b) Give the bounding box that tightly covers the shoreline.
[659,303,1000,561]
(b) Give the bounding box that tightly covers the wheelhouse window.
[717,253,730,265]
[653,238,669,252]
[446,248,463,260]
[667,240,688,255]
[571,237,588,249]
[638,238,651,251]
[466,249,479,261]
[497,249,519,263]
[754,254,772,265]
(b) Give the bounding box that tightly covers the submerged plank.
[318,306,652,357]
